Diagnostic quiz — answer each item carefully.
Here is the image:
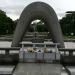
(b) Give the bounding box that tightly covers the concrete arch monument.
[11,2,64,48]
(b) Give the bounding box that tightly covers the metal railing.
[59,48,75,56]
[0,47,20,55]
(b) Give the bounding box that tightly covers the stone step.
[0,65,15,75]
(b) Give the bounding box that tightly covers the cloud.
[0,0,75,20]
[0,5,25,20]
[57,13,66,19]
[7,13,19,20]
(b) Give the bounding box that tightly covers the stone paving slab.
[67,66,75,75]
[0,65,15,74]
[13,63,62,75]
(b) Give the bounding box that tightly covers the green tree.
[0,9,16,35]
[60,11,75,36]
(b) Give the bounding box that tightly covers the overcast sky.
[0,0,75,20]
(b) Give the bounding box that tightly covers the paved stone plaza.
[13,63,62,75]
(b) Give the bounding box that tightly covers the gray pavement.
[0,65,15,74]
[13,63,62,75]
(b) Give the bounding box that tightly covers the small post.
[22,43,24,48]
[33,43,35,48]
[55,43,58,52]
[64,51,66,55]
[5,50,9,55]
[69,51,73,56]
[44,44,46,48]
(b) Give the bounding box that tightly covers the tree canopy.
[0,9,75,37]
[0,9,16,35]
[60,12,75,36]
